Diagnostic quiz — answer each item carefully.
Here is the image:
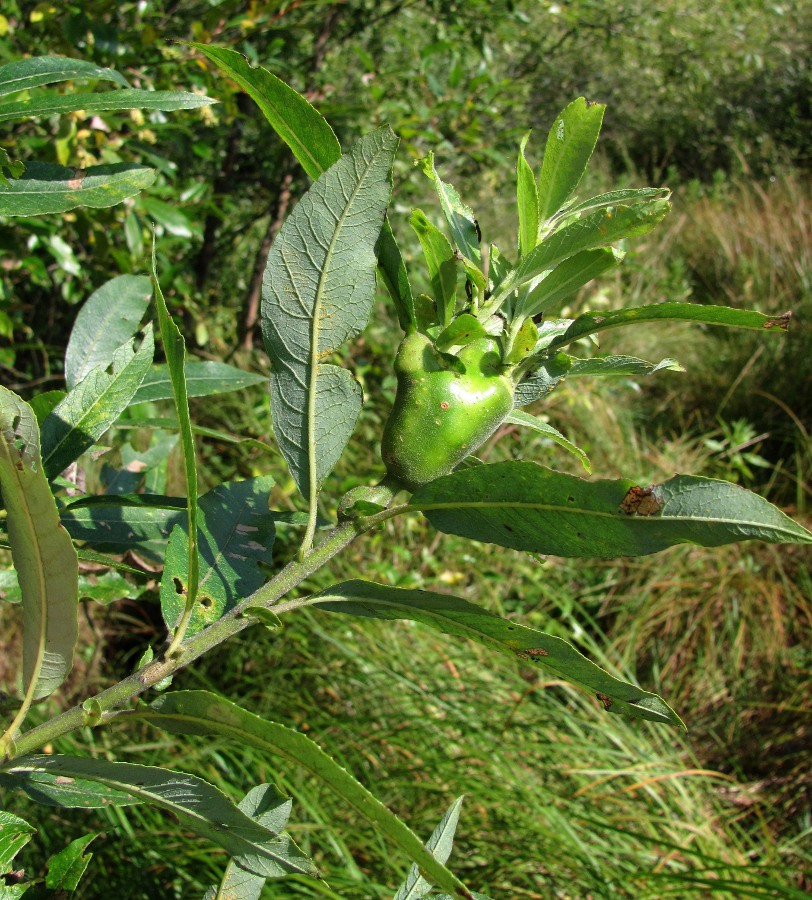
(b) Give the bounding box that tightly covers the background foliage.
[1,0,810,896]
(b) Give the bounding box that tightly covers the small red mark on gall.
[440,401,450,410]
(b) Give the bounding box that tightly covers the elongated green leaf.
[517,131,539,257]
[519,247,623,319]
[514,352,683,406]
[410,461,812,558]
[395,797,464,900]
[376,220,416,331]
[137,691,475,899]
[0,162,155,216]
[41,328,154,479]
[0,56,129,95]
[44,833,97,891]
[566,187,670,218]
[261,127,397,502]
[192,44,339,181]
[547,302,793,352]
[307,581,681,726]
[130,360,266,404]
[490,200,670,311]
[538,98,605,223]
[410,208,457,327]
[0,388,78,701]
[416,152,481,264]
[0,89,214,122]
[153,250,199,638]
[60,499,182,562]
[5,756,316,879]
[211,784,295,899]
[505,410,590,471]
[65,275,152,389]
[160,477,277,636]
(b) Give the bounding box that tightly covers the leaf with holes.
[160,478,277,637]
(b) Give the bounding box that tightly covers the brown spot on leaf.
[596,692,613,709]
[525,647,550,658]
[66,169,87,190]
[763,311,792,330]
[619,485,664,516]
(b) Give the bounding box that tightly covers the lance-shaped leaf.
[0,88,214,123]
[546,302,792,352]
[261,127,397,502]
[130,360,266,404]
[504,410,590,471]
[514,352,683,406]
[306,581,681,726]
[207,784,297,899]
[538,97,605,223]
[160,477,277,637]
[518,247,623,319]
[488,200,670,313]
[395,797,464,900]
[4,755,317,880]
[410,208,458,327]
[135,691,475,899]
[190,44,339,181]
[0,55,130,95]
[44,833,97,892]
[41,327,154,480]
[416,152,481,265]
[517,131,539,257]
[409,461,812,558]
[566,187,670,219]
[0,388,78,701]
[0,162,156,216]
[65,275,152,389]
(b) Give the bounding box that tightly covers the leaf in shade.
[138,691,474,898]
[0,388,78,701]
[394,797,464,900]
[546,301,793,352]
[65,275,152,389]
[261,127,397,502]
[537,97,605,223]
[4,755,317,879]
[376,220,415,331]
[60,503,182,563]
[129,360,267,404]
[41,328,154,480]
[0,162,156,216]
[307,580,682,727]
[0,55,130,95]
[160,477,277,637]
[410,461,812,558]
[0,88,214,123]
